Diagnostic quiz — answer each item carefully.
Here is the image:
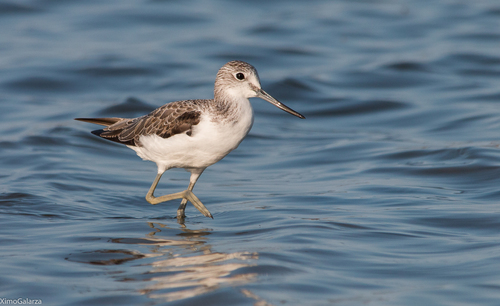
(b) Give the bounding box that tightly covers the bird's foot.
[146,190,213,219]
[182,190,213,219]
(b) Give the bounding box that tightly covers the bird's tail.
[74,117,124,127]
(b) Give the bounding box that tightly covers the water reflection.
[67,222,259,303]
[241,289,276,306]
[139,222,258,302]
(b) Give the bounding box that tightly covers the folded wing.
[75,100,202,146]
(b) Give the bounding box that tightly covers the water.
[2,0,500,305]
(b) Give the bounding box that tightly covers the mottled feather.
[78,100,203,147]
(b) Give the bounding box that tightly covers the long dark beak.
[256,89,305,119]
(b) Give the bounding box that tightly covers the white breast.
[129,98,254,173]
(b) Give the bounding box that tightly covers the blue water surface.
[2,0,500,305]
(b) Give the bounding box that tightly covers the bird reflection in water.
[138,222,259,302]
[67,222,261,303]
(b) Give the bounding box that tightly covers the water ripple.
[2,0,500,305]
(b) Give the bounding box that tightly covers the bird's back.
[75,99,210,147]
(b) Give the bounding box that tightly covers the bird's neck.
[211,94,253,124]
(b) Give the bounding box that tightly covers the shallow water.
[2,0,500,305]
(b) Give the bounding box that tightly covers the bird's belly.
[129,113,253,172]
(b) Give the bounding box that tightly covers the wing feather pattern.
[76,100,203,146]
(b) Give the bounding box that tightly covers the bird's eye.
[235,73,245,80]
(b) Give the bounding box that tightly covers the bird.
[76,60,305,220]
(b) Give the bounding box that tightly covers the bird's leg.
[177,182,194,220]
[177,196,189,221]
[145,171,213,219]
[145,172,163,203]
[177,170,211,220]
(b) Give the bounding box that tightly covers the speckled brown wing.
[83,100,203,146]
